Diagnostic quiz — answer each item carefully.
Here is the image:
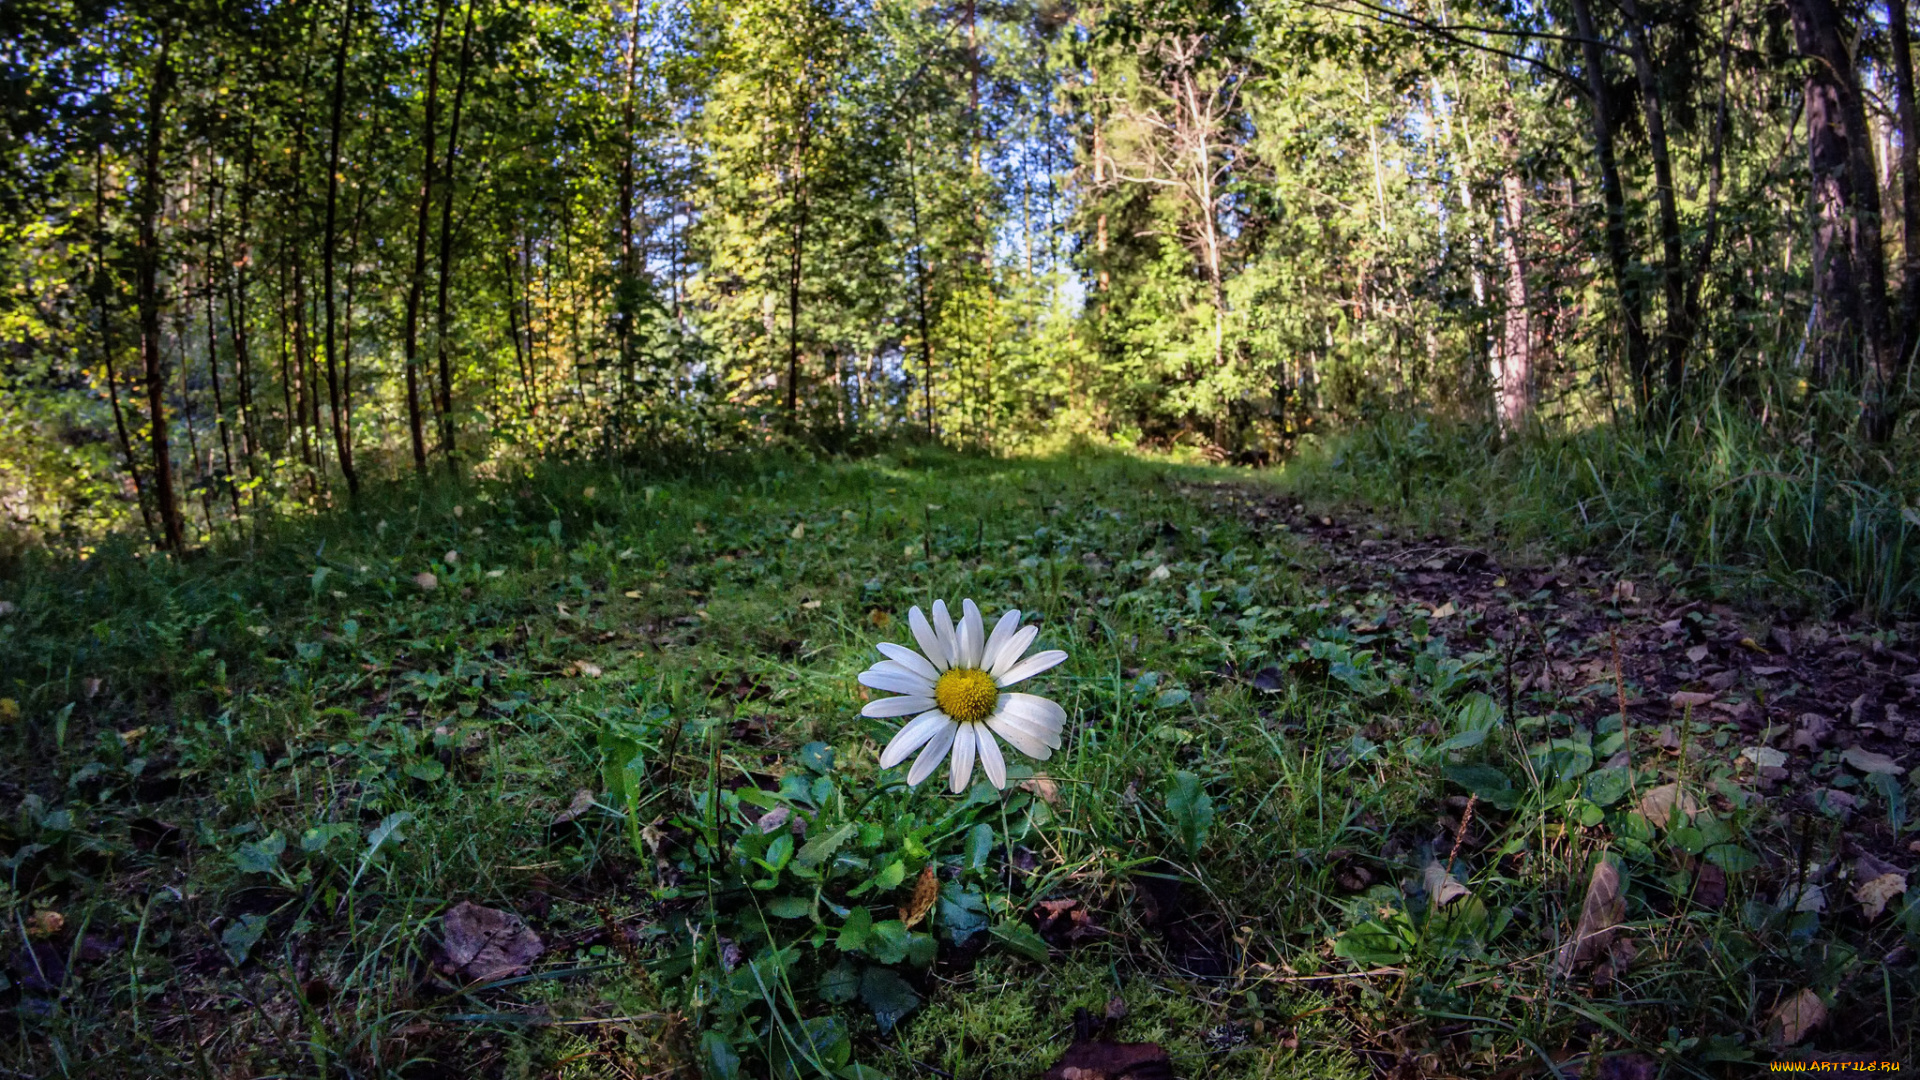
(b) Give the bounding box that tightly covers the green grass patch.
[0,446,1913,1077]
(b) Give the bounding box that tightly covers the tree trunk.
[203,187,240,517]
[1569,0,1651,405]
[322,0,359,494]
[1497,170,1534,429]
[618,0,644,400]
[1618,0,1689,397]
[1885,0,1920,432]
[94,147,158,545]
[136,34,184,552]
[1787,0,1894,388]
[431,0,477,467]
[785,125,809,427]
[402,0,452,473]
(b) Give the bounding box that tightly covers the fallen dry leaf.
[1854,872,1907,919]
[550,789,596,826]
[1635,783,1701,829]
[1741,746,1788,769]
[1430,601,1457,619]
[1670,690,1716,709]
[1769,988,1826,1045]
[1421,860,1471,907]
[867,609,891,629]
[575,661,602,678]
[1841,746,1905,776]
[438,902,544,984]
[1020,774,1061,805]
[1040,1038,1172,1080]
[413,571,438,591]
[443,549,459,565]
[899,865,938,930]
[1558,859,1624,975]
[25,911,64,940]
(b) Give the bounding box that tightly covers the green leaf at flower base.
[798,742,836,774]
[301,822,357,854]
[1705,843,1760,874]
[860,965,921,1034]
[938,881,989,946]
[404,759,446,783]
[989,920,1050,962]
[965,823,994,872]
[233,831,287,875]
[766,895,812,920]
[1443,764,1519,809]
[864,919,912,964]
[797,823,858,868]
[818,960,860,1004]
[1583,767,1632,808]
[701,1030,741,1080]
[221,913,270,966]
[1333,913,1416,966]
[836,1066,892,1080]
[836,905,872,953]
[1164,771,1213,857]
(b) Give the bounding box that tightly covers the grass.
[0,444,1914,1078]
[1276,398,1920,620]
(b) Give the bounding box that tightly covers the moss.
[891,955,1365,1080]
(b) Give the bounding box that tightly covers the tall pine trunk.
[431,0,477,467]
[1569,0,1651,406]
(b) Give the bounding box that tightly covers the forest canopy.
[2,0,1917,553]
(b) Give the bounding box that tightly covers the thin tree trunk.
[225,132,260,474]
[203,185,240,517]
[1569,0,1651,405]
[785,125,809,427]
[321,0,359,494]
[1497,169,1534,429]
[1618,0,1689,397]
[136,33,184,552]
[1886,0,1920,432]
[94,146,158,545]
[618,0,644,400]
[431,0,477,467]
[402,0,452,473]
[906,132,935,436]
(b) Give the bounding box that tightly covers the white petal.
[999,693,1066,745]
[948,722,977,794]
[907,721,956,787]
[980,609,1022,671]
[932,600,959,668]
[989,707,1062,751]
[987,713,1054,760]
[880,710,952,768]
[861,694,935,718]
[987,625,1038,677]
[958,600,986,669]
[995,649,1068,687]
[858,668,936,695]
[975,724,1008,788]
[876,642,941,684]
[908,606,949,672]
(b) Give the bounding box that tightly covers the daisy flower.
[857,599,1068,794]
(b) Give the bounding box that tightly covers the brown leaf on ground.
[1033,898,1102,946]
[1557,859,1624,975]
[1634,783,1701,829]
[550,789,596,826]
[1840,746,1905,776]
[1039,1040,1173,1080]
[413,571,438,591]
[1020,773,1061,805]
[1769,988,1826,1045]
[1854,871,1907,919]
[1692,863,1728,909]
[900,864,938,929]
[438,901,544,984]
[1670,690,1716,709]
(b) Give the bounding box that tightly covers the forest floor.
[0,447,1914,1079]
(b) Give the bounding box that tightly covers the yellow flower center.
[934,667,998,723]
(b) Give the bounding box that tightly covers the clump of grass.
[1280,396,1920,618]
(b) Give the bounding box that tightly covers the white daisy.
[857,599,1069,794]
